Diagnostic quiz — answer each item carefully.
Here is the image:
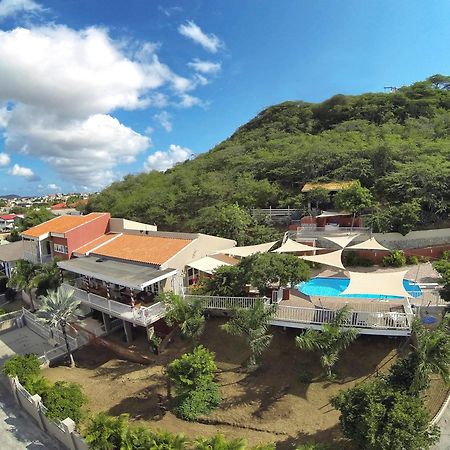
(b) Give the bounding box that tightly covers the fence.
[184,295,268,310]
[7,376,89,450]
[0,310,21,333]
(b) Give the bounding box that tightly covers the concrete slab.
[0,327,54,366]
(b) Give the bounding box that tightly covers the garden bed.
[43,318,405,447]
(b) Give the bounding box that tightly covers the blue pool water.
[297,277,422,299]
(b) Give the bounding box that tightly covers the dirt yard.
[43,319,405,448]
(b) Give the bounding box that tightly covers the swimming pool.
[297,277,422,299]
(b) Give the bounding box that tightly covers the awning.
[347,237,390,252]
[316,210,351,218]
[58,256,176,290]
[219,241,277,257]
[187,256,232,275]
[322,234,359,248]
[341,270,411,298]
[273,238,323,253]
[299,249,345,270]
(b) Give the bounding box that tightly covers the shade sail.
[341,270,411,298]
[273,238,323,253]
[219,241,277,257]
[347,237,390,251]
[322,234,359,248]
[299,249,345,270]
[187,256,232,274]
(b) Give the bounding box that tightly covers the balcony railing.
[184,295,413,334]
[287,227,371,238]
[64,284,166,327]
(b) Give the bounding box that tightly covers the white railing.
[287,227,371,238]
[184,295,268,310]
[66,284,166,326]
[184,294,412,332]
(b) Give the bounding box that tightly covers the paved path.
[435,403,450,450]
[0,386,62,450]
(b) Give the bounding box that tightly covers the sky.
[0,0,450,196]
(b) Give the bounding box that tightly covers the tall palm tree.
[37,286,80,367]
[295,306,358,379]
[221,300,275,368]
[7,259,39,311]
[32,260,61,298]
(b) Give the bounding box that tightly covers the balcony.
[63,283,166,327]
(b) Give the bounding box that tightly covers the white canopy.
[219,241,277,257]
[299,249,345,270]
[316,210,351,218]
[273,239,322,253]
[341,270,411,298]
[187,256,231,275]
[347,237,390,252]
[322,234,359,248]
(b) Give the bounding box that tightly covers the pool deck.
[281,262,444,313]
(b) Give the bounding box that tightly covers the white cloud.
[188,58,221,74]
[6,109,150,187]
[178,21,223,53]
[144,144,192,172]
[0,0,43,19]
[47,183,60,190]
[177,94,204,109]
[0,25,208,188]
[8,163,38,180]
[153,111,172,132]
[0,152,10,166]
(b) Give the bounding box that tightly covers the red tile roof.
[91,234,192,266]
[0,214,18,221]
[21,213,109,238]
[73,233,120,255]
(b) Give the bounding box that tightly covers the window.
[54,243,68,254]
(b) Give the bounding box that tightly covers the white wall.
[109,218,157,233]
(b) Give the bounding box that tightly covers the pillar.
[123,320,133,343]
[102,313,112,333]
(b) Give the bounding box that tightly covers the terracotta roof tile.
[91,234,192,265]
[22,213,109,238]
[73,233,120,255]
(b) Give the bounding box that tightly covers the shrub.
[405,255,419,265]
[343,251,374,267]
[24,374,51,397]
[0,308,6,315]
[174,382,222,421]
[0,276,7,294]
[2,354,41,384]
[382,250,406,267]
[43,381,87,424]
[167,345,221,420]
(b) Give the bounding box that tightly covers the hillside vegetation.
[87,75,450,243]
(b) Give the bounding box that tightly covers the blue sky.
[0,0,449,196]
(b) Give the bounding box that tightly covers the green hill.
[87,75,450,243]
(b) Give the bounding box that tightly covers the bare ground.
[43,319,405,448]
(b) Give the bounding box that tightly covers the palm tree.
[295,306,358,379]
[7,259,39,311]
[32,260,61,298]
[37,286,80,367]
[410,315,450,393]
[221,300,275,368]
[159,291,205,342]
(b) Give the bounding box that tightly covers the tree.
[33,260,62,297]
[333,181,373,228]
[306,188,329,211]
[159,291,205,342]
[295,306,358,378]
[166,345,221,420]
[244,252,310,295]
[386,316,450,394]
[37,286,80,367]
[7,259,40,311]
[221,300,275,367]
[331,379,440,450]
[17,208,54,231]
[206,265,246,296]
